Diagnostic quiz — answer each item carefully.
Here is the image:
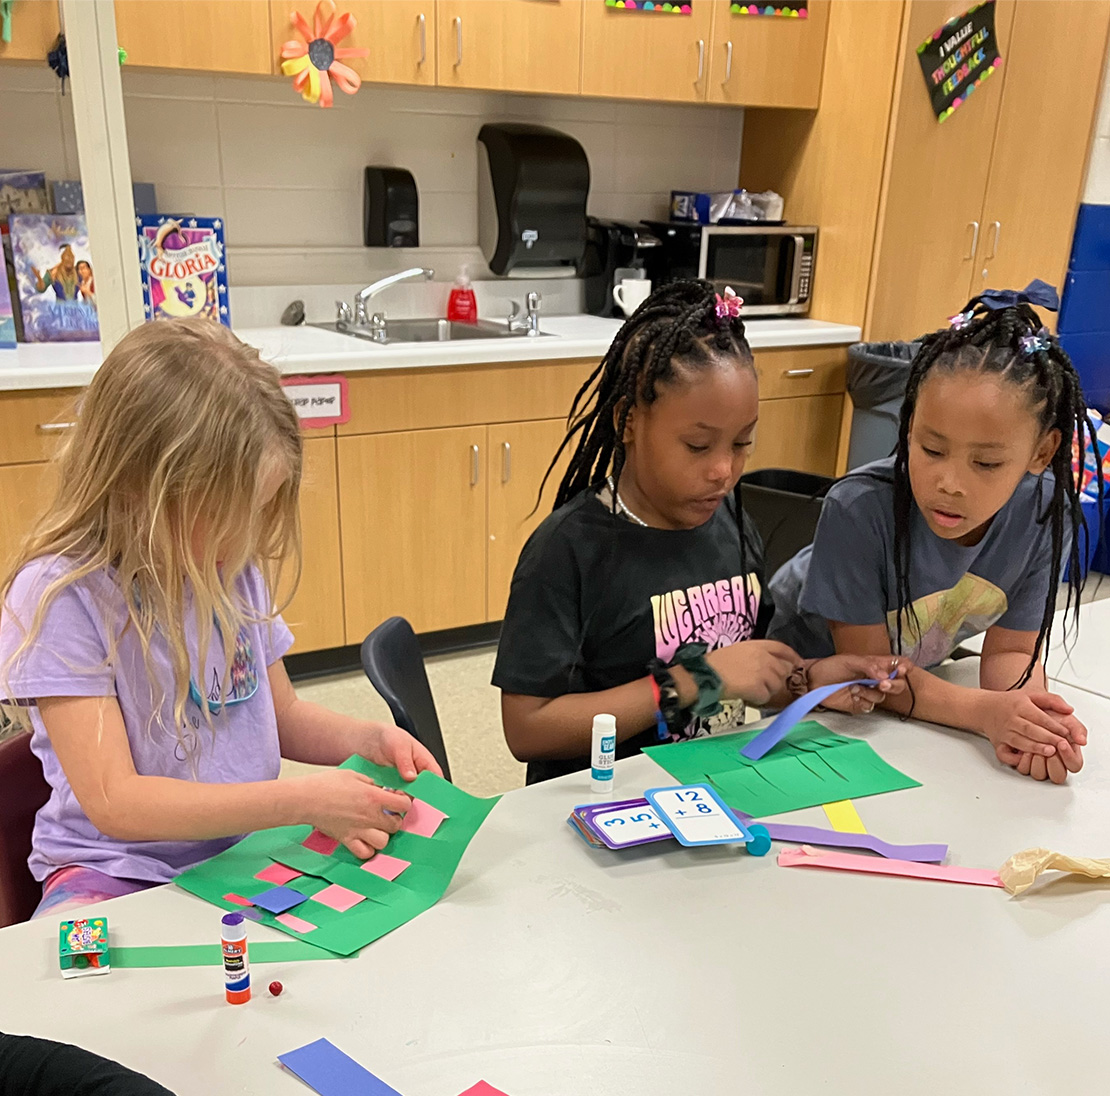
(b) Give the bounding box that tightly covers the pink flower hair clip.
[948,309,974,330]
[715,286,744,322]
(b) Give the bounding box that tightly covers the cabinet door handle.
[501,441,511,484]
[418,13,426,65]
[37,421,76,433]
[454,16,462,67]
[965,220,979,261]
[696,38,705,83]
[783,368,815,378]
[986,220,1001,260]
[723,40,733,85]
[470,443,480,486]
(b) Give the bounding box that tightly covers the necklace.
[607,475,649,527]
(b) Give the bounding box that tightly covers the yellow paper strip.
[822,800,867,834]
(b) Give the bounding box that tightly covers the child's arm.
[38,695,413,858]
[268,660,442,781]
[828,620,1081,772]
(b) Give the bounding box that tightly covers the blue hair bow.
[977,279,1059,313]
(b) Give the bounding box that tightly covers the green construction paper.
[111,941,341,968]
[644,720,920,818]
[175,758,500,956]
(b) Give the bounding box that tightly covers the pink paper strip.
[458,1084,510,1096]
[309,883,366,912]
[401,799,447,838]
[256,862,304,885]
[276,912,318,934]
[302,829,340,856]
[361,852,411,881]
[777,845,1004,888]
[223,893,253,906]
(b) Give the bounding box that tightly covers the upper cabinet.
[706,0,829,108]
[581,1,714,102]
[114,0,274,74]
[0,0,59,62]
[270,1,434,86]
[436,0,582,95]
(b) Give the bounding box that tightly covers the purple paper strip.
[755,822,948,863]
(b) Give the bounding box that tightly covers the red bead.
[269,981,283,997]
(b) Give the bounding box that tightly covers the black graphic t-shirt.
[492,487,772,784]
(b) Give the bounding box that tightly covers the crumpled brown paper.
[998,847,1110,895]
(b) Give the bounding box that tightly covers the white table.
[961,598,1110,698]
[3,668,1109,1096]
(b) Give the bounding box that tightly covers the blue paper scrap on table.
[278,1039,405,1096]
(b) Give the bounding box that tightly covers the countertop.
[0,315,861,392]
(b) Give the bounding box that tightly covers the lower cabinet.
[0,462,56,578]
[746,393,845,477]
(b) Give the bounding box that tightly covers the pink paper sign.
[256,862,304,886]
[361,853,411,882]
[777,845,1004,888]
[276,912,318,934]
[281,374,350,429]
[302,828,340,856]
[401,799,448,838]
[309,883,366,913]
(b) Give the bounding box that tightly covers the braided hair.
[889,295,1101,687]
[544,279,753,510]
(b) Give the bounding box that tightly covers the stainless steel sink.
[313,318,548,344]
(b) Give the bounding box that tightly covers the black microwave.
[641,222,817,316]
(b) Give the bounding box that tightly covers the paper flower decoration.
[280,0,368,108]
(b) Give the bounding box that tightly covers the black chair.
[0,730,51,927]
[360,617,452,782]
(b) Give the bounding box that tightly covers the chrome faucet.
[343,267,435,342]
[507,290,542,336]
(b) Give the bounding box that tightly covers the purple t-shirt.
[0,557,294,883]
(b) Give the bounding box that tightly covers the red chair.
[0,731,50,926]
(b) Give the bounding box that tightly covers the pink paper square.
[309,883,366,913]
[400,799,448,838]
[255,862,303,886]
[276,912,318,934]
[360,852,411,882]
[302,828,340,856]
[223,893,252,906]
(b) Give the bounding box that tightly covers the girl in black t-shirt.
[493,281,907,783]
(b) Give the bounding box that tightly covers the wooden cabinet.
[338,425,489,641]
[0,0,60,62]
[0,463,56,577]
[115,0,273,74]
[269,0,433,86]
[581,0,714,102]
[707,0,829,108]
[747,394,843,477]
[0,390,81,465]
[279,436,345,655]
[436,0,582,95]
[487,417,569,622]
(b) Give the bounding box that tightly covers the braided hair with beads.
[886,290,1102,687]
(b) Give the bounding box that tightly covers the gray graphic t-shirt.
[767,458,1053,667]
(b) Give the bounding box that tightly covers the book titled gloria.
[137,215,229,327]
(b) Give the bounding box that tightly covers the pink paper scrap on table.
[777,845,1004,888]
[302,828,340,856]
[276,912,318,934]
[223,893,253,906]
[401,799,448,838]
[309,883,366,913]
[458,1084,511,1096]
[361,852,411,882]
[256,862,304,886]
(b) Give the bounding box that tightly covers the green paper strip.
[111,941,343,968]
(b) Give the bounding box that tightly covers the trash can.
[739,469,834,578]
[846,341,920,470]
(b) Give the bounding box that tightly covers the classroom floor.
[286,577,1110,799]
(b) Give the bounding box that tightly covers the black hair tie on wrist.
[672,642,724,720]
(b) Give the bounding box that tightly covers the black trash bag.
[845,340,921,469]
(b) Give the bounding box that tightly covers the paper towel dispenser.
[478,123,589,278]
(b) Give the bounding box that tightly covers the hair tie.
[1020,330,1050,358]
[715,286,743,323]
[948,309,974,330]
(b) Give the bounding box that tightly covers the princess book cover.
[8,214,99,343]
[137,215,229,326]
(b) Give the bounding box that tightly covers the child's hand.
[1005,741,1084,783]
[808,655,910,714]
[1026,691,1088,746]
[301,769,413,859]
[704,640,802,705]
[975,690,1073,760]
[363,723,444,781]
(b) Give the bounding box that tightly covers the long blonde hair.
[1,318,303,744]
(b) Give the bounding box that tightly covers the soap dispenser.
[446,267,478,324]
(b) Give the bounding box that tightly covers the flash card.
[645,784,754,847]
[579,800,671,849]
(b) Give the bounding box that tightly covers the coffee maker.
[580,218,661,317]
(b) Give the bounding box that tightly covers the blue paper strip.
[740,678,878,761]
[278,1039,404,1096]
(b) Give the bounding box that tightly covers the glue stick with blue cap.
[591,713,616,793]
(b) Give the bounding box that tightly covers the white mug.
[613,278,651,316]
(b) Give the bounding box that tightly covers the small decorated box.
[59,917,110,979]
